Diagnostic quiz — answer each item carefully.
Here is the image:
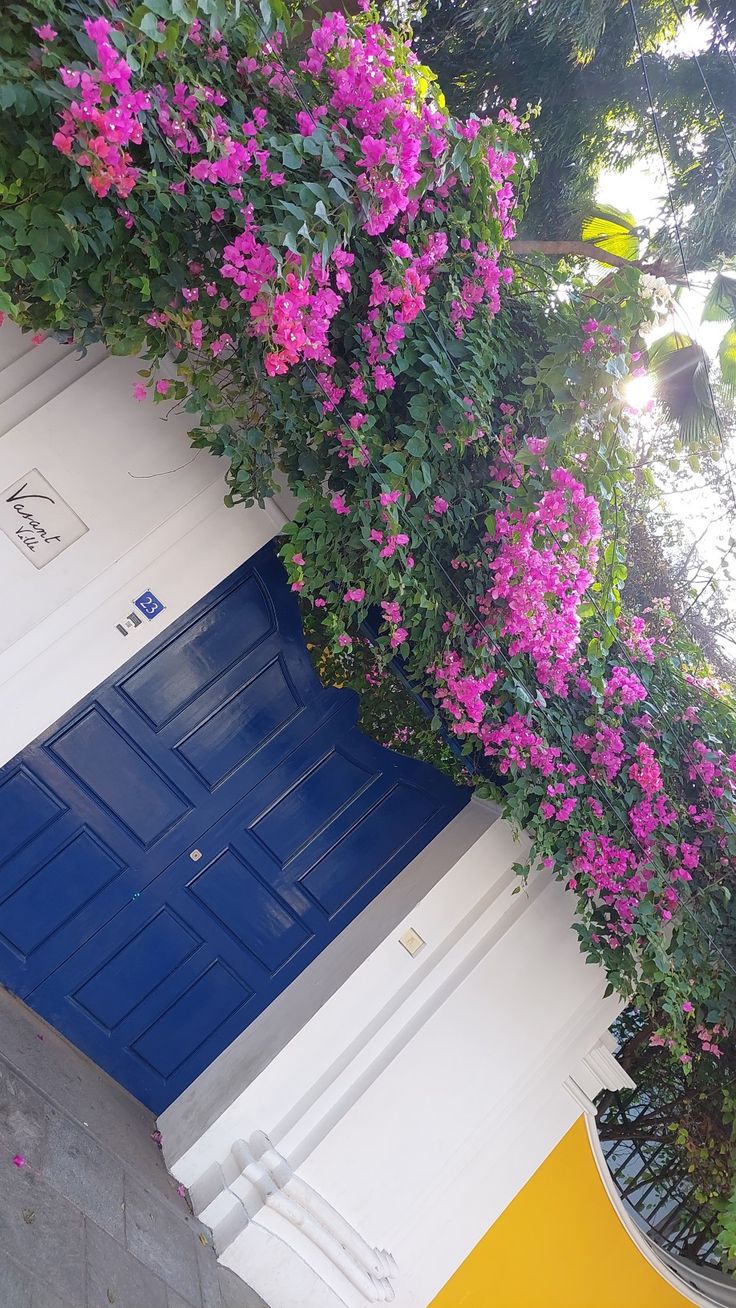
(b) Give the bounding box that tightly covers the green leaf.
[405,435,427,457]
[139,11,163,40]
[701,270,736,323]
[328,176,350,202]
[581,204,639,262]
[280,144,302,171]
[649,333,716,444]
[717,325,736,396]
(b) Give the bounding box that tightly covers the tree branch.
[509,240,683,280]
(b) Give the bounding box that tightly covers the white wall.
[1,326,626,1308]
[0,323,284,763]
[162,807,623,1308]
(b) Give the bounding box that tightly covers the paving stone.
[43,1110,125,1242]
[86,1217,169,1308]
[31,1282,76,1308]
[124,1175,202,1306]
[0,991,173,1203]
[0,1248,32,1308]
[0,1150,85,1306]
[218,1267,268,1308]
[0,1063,48,1171]
[0,1231,75,1308]
[195,1232,222,1308]
[167,1290,199,1308]
[0,992,268,1308]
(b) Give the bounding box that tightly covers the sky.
[594,18,736,652]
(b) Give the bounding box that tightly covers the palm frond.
[649,333,716,445]
[581,204,640,261]
[702,270,736,324]
[718,325,736,397]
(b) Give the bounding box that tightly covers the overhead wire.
[699,0,736,80]
[631,0,736,620]
[258,0,736,880]
[670,0,736,170]
[235,0,736,986]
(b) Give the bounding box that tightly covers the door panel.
[0,543,468,1110]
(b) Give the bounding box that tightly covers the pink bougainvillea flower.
[343,587,365,603]
[682,1001,694,1013]
[314,597,326,608]
[155,379,171,395]
[292,553,305,566]
[296,110,317,136]
[34,24,57,41]
[330,492,350,515]
[132,382,147,402]
[337,633,352,647]
[373,365,394,392]
[432,496,449,514]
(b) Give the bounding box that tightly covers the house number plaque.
[0,468,88,568]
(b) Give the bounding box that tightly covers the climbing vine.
[1,0,735,1071]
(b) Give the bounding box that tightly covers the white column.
[161,807,624,1308]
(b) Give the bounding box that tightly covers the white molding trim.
[563,1030,635,1111]
[196,1131,398,1304]
[163,814,625,1308]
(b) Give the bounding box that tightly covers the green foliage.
[702,269,736,324]
[719,327,736,398]
[649,332,716,443]
[300,600,471,786]
[581,204,640,262]
[600,1007,736,1271]
[721,1177,736,1266]
[411,0,736,266]
[1,0,735,1083]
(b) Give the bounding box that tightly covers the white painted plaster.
[0,323,283,763]
[163,809,623,1308]
[1,326,631,1308]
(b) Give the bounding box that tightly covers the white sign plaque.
[0,468,88,568]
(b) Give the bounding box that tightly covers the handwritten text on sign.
[0,468,88,568]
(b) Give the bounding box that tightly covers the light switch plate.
[399,927,426,958]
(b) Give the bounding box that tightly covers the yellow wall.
[430,1117,695,1308]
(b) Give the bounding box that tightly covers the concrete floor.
[0,986,266,1308]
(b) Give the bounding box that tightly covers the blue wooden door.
[0,545,467,1110]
